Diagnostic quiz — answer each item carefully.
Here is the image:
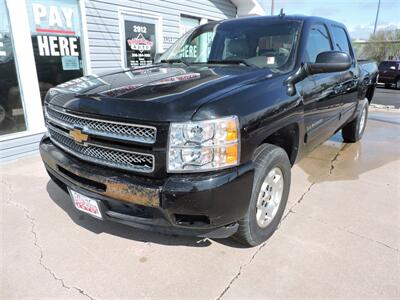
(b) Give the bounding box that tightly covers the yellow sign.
[69,129,88,143]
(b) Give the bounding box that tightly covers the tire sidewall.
[247,146,291,245]
[355,100,369,140]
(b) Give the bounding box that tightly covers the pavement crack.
[1,180,96,300]
[329,144,348,174]
[297,182,316,204]
[216,242,268,300]
[311,216,400,253]
[215,139,346,300]
[281,208,296,223]
[215,264,243,299]
[280,181,316,225]
[344,229,400,252]
[217,141,355,300]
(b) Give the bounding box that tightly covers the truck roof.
[218,15,347,28]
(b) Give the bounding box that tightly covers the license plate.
[69,189,102,219]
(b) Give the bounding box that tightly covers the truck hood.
[46,64,271,122]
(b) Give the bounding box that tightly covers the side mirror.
[306,51,351,75]
[284,51,351,96]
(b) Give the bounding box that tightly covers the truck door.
[331,25,359,124]
[302,23,343,150]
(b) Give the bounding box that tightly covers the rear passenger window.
[305,24,332,62]
[331,26,352,57]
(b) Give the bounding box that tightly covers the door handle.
[334,84,343,94]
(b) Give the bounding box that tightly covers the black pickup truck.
[40,16,377,246]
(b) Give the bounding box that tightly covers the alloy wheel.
[256,167,284,228]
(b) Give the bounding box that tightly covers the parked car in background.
[40,15,377,246]
[378,60,400,89]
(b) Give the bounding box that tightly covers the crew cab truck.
[40,16,377,246]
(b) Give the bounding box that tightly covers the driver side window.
[305,24,332,62]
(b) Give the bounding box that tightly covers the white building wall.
[84,0,237,74]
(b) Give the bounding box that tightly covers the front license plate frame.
[69,189,103,219]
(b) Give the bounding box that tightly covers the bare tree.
[353,29,400,62]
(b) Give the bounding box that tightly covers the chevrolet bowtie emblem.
[69,129,88,144]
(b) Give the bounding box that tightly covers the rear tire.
[342,100,368,143]
[396,79,400,90]
[233,144,291,247]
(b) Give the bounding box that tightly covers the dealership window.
[180,15,200,35]
[0,0,27,136]
[124,19,156,67]
[26,0,84,103]
[121,11,163,68]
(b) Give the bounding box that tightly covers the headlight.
[167,116,240,172]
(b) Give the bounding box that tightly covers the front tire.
[342,100,368,143]
[234,144,291,247]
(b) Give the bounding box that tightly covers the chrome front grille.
[45,105,156,144]
[47,126,154,173]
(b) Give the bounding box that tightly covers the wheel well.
[260,123,299,165]
[366,85,375,103]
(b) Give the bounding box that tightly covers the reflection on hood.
[45,64,271,122]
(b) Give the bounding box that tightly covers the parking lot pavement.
[1,110,399,299]
[372,87,400,108]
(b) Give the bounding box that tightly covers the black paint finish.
[40,15,378,236]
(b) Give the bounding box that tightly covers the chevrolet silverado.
[40,15,377,246]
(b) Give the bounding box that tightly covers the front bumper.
[40,137,254,238]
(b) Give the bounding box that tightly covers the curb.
[369,104,400,112]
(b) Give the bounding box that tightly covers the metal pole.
[271,0,274,16]
[373,0,381,35]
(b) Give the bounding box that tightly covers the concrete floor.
[1,110,399,299]
[372,87,400,108]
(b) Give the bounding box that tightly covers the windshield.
[159,19,301,70]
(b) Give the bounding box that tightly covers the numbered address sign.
[125,20,156,67]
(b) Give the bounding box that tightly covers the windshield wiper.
[160,58,190,66]
[207,59,255,67]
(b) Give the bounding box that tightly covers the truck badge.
[69,129,88,144]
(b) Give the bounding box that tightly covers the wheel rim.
[359,106,367,135]
[256,167,284,228]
